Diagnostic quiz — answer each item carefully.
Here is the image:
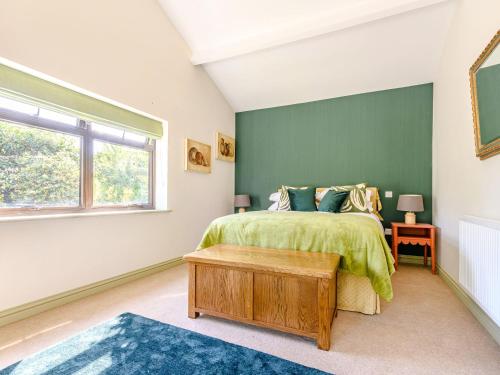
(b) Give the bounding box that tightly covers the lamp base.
[404,212,416,225]
[238,207,246,213]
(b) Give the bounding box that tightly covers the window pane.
[93,140,150,206]
[0,96,38,116]
[0,121,81,208]
[91,122,124,138]
[39,108,77,126]
[123,131,146,144]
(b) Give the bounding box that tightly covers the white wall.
[0,0,234,310]
[433,0,500,280]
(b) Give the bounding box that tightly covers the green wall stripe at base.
[0,257,185,328]
[398,254,429,266]
[437,264,500,346]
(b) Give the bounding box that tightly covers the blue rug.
[1,313,332,374]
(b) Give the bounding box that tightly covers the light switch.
[385,191,393,198]
[384,228,392,235]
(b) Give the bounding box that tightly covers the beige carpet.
[0,264,499,374]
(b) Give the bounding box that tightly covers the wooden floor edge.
[0,257,185,328]
[437,264,500,346]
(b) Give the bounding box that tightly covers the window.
[93,140,151,207]
[0,96,155,215]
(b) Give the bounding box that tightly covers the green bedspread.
[198,211,395,301]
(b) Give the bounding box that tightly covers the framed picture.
[185,138,211,174]
[216,132,235,162]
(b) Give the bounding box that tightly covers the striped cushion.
[316,186,382,217]
[330,183,369,213]
[277,185,310,211]
[343,190,369,213]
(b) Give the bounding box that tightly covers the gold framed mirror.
[469,30,500,160]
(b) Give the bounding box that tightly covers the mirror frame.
[469,30,500,160]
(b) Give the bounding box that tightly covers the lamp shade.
[397,194,424,212]
[234,194,250,208]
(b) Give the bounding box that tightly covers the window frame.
[0,105,156,216]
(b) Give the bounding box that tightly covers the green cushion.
[318,191,349,213]
[287,187,317,211]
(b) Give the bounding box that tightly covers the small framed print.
[216,132,235,162]
[185,138,211,174]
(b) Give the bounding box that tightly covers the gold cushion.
[366,187,383,220]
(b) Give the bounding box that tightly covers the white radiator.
[459,217,500,327]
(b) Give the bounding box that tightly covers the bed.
[198,210,395,315]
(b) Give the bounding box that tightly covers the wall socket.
[384,228,392,235]
[385,191,393,198]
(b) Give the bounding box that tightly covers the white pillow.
[269,192,281,202]
[268,202,279,211]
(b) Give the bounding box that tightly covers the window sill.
[0,209,172,223]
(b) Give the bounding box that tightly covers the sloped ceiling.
[159,0,455,112]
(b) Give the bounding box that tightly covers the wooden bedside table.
[391,222,437,274]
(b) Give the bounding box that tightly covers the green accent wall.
[476,63,500,144]
[236,83,433,225]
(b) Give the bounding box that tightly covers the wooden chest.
[183,245,340,350]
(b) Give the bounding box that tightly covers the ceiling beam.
[191,0,450,65]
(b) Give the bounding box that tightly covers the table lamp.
[234,194,250,213]
[397,194,424,224]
